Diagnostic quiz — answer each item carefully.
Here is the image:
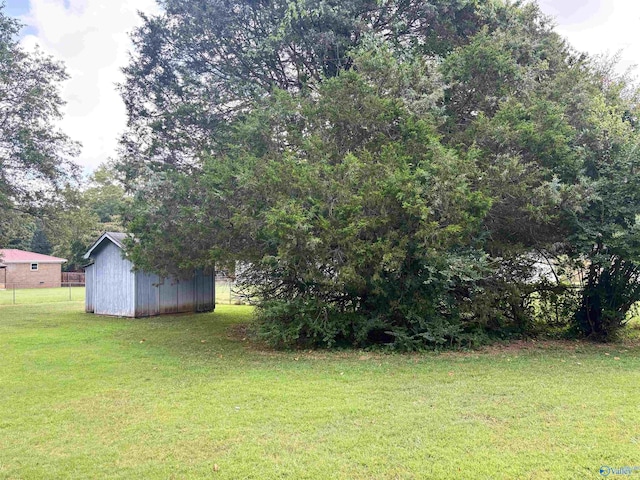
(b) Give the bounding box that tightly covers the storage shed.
[84,232,215,317]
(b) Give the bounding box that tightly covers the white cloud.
[20,0,160,173]
[538,0,640,77]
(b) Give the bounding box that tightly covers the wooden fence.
[62,272,85,287]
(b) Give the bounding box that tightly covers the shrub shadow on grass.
[108,305,255,363]
[100,304,640,371]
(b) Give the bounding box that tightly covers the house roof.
[83,232,130,259]
[0,249,67,264]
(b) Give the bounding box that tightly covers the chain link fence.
[0,283,86,305]
[215,276,246,305]
[1,278,246,307]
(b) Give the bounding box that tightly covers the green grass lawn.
[1,302,640,479]
[0,287,85,305]
[0,285,240,306]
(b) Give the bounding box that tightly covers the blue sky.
[5,0,28,16]
[5,0,35,35]
[6,0,71,14]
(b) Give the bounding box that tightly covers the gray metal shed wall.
[133,270,214,317]
[158,278,179,314]
[85,264,95,313]
[178,278,196,313]
[195,271,215,312]
[93,241,136,317]
[134,270,160,317]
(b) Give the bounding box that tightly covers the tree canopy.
[0,5,79,246]
[39,163,130,271]
[119,0,640,348]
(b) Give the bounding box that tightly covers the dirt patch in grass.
[226,322,252,342]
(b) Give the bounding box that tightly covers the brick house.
[0,249,67,289]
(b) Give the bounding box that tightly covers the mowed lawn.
[0,287,85,305]
[0,286,238,306]
[1,302,640,479]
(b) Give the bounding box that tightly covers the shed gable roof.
[0,249,67,264]
[83,232,130,259]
